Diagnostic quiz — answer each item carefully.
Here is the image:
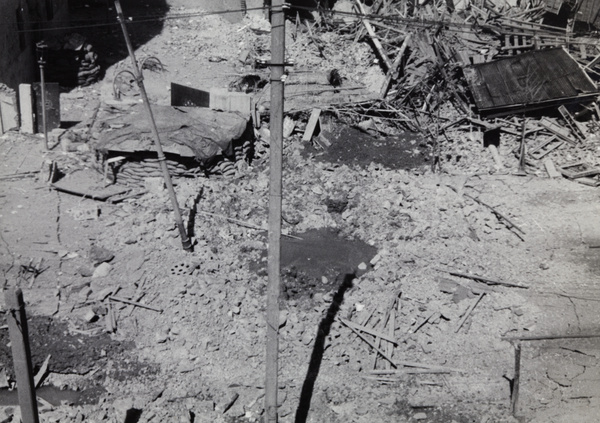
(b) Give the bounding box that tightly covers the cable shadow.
[294,272,355,423]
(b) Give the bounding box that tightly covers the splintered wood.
[307,1,599,178]
[337,288,464,377]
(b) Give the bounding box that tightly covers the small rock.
[77,265,94,277]
[279,310,288,328]
[83,309,97,323]
[301,332,313,345]
[89,245,114,265]
[512,306,524,316]
[112,398,134,419]
[92,262,112,279]
[357,262,367,271]
[413,412,427,420]
[155,330,169,344]
[215,392,239,414]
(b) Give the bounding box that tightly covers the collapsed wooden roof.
[463,47,599,117]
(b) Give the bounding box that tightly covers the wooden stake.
[114,0,192,252]
[511,343,521,416]
[265,1,285,421]
[6,288,40,423]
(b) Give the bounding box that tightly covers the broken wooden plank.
[503,333,600,341]
[529,136,564,160]
[302,108,321,142]
[463,193,526,236]
[576,176,600,187]
[338,317,398,345]
[447,270,529,289]
[108,296,163,313]
[354,0,392,71]
[539,118,578,145]
[543,158,561,178]
[338,318,464,372]
[380,34,412,98]
[370,368,453,375]
[197,210,302,240]
[33,354,51,388]
[338,317,398,368]
[558,105,586,141]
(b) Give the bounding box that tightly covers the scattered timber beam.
[108,296,163,313]
[197,210,302,240]
[463,193,526,236]
[354,0,392,71]
[338,317,398,345]
[380,34,412,98]
[447,270,529,289]
[338,317,463,372]
[302,108,321,142]
[503,333,600,341]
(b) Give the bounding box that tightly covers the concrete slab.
[0,85,19,134]
[19,84,34,134]
[209,87,252,115]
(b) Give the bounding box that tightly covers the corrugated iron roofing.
[575,0,600,26]
[463,47,598,115]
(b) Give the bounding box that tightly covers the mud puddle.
[254,228,377,301]
[303,119,431,170]
[0,315,157,400]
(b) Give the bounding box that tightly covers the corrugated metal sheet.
[575,0,600,25]
[463,48,599,115]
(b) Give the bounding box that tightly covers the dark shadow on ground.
[186,187,204,240]
[57,0,169,86]
[295,272,355,423]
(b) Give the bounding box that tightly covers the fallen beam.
[448,270,529,289]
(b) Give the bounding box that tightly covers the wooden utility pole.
[265,0,285,421]
[6,289,40,423]
[114,0,192,252]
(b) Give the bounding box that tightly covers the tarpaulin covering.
[96,103,249,164]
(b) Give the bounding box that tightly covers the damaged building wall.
[166,0,265,21]
[0,0,69,91]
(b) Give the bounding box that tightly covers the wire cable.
[7,2,582,41]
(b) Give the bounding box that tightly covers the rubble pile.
[287,0,600,178]
[1,2,599,423]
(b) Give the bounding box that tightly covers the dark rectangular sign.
[171,82,210,108]
[32,82,60,133]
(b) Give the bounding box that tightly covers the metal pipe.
[113,0,192,252]
[37,42,49,150]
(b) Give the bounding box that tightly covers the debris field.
[0,1,599,423]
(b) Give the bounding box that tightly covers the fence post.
[6,288,40,423]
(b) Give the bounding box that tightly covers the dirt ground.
[1,5,600,423]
